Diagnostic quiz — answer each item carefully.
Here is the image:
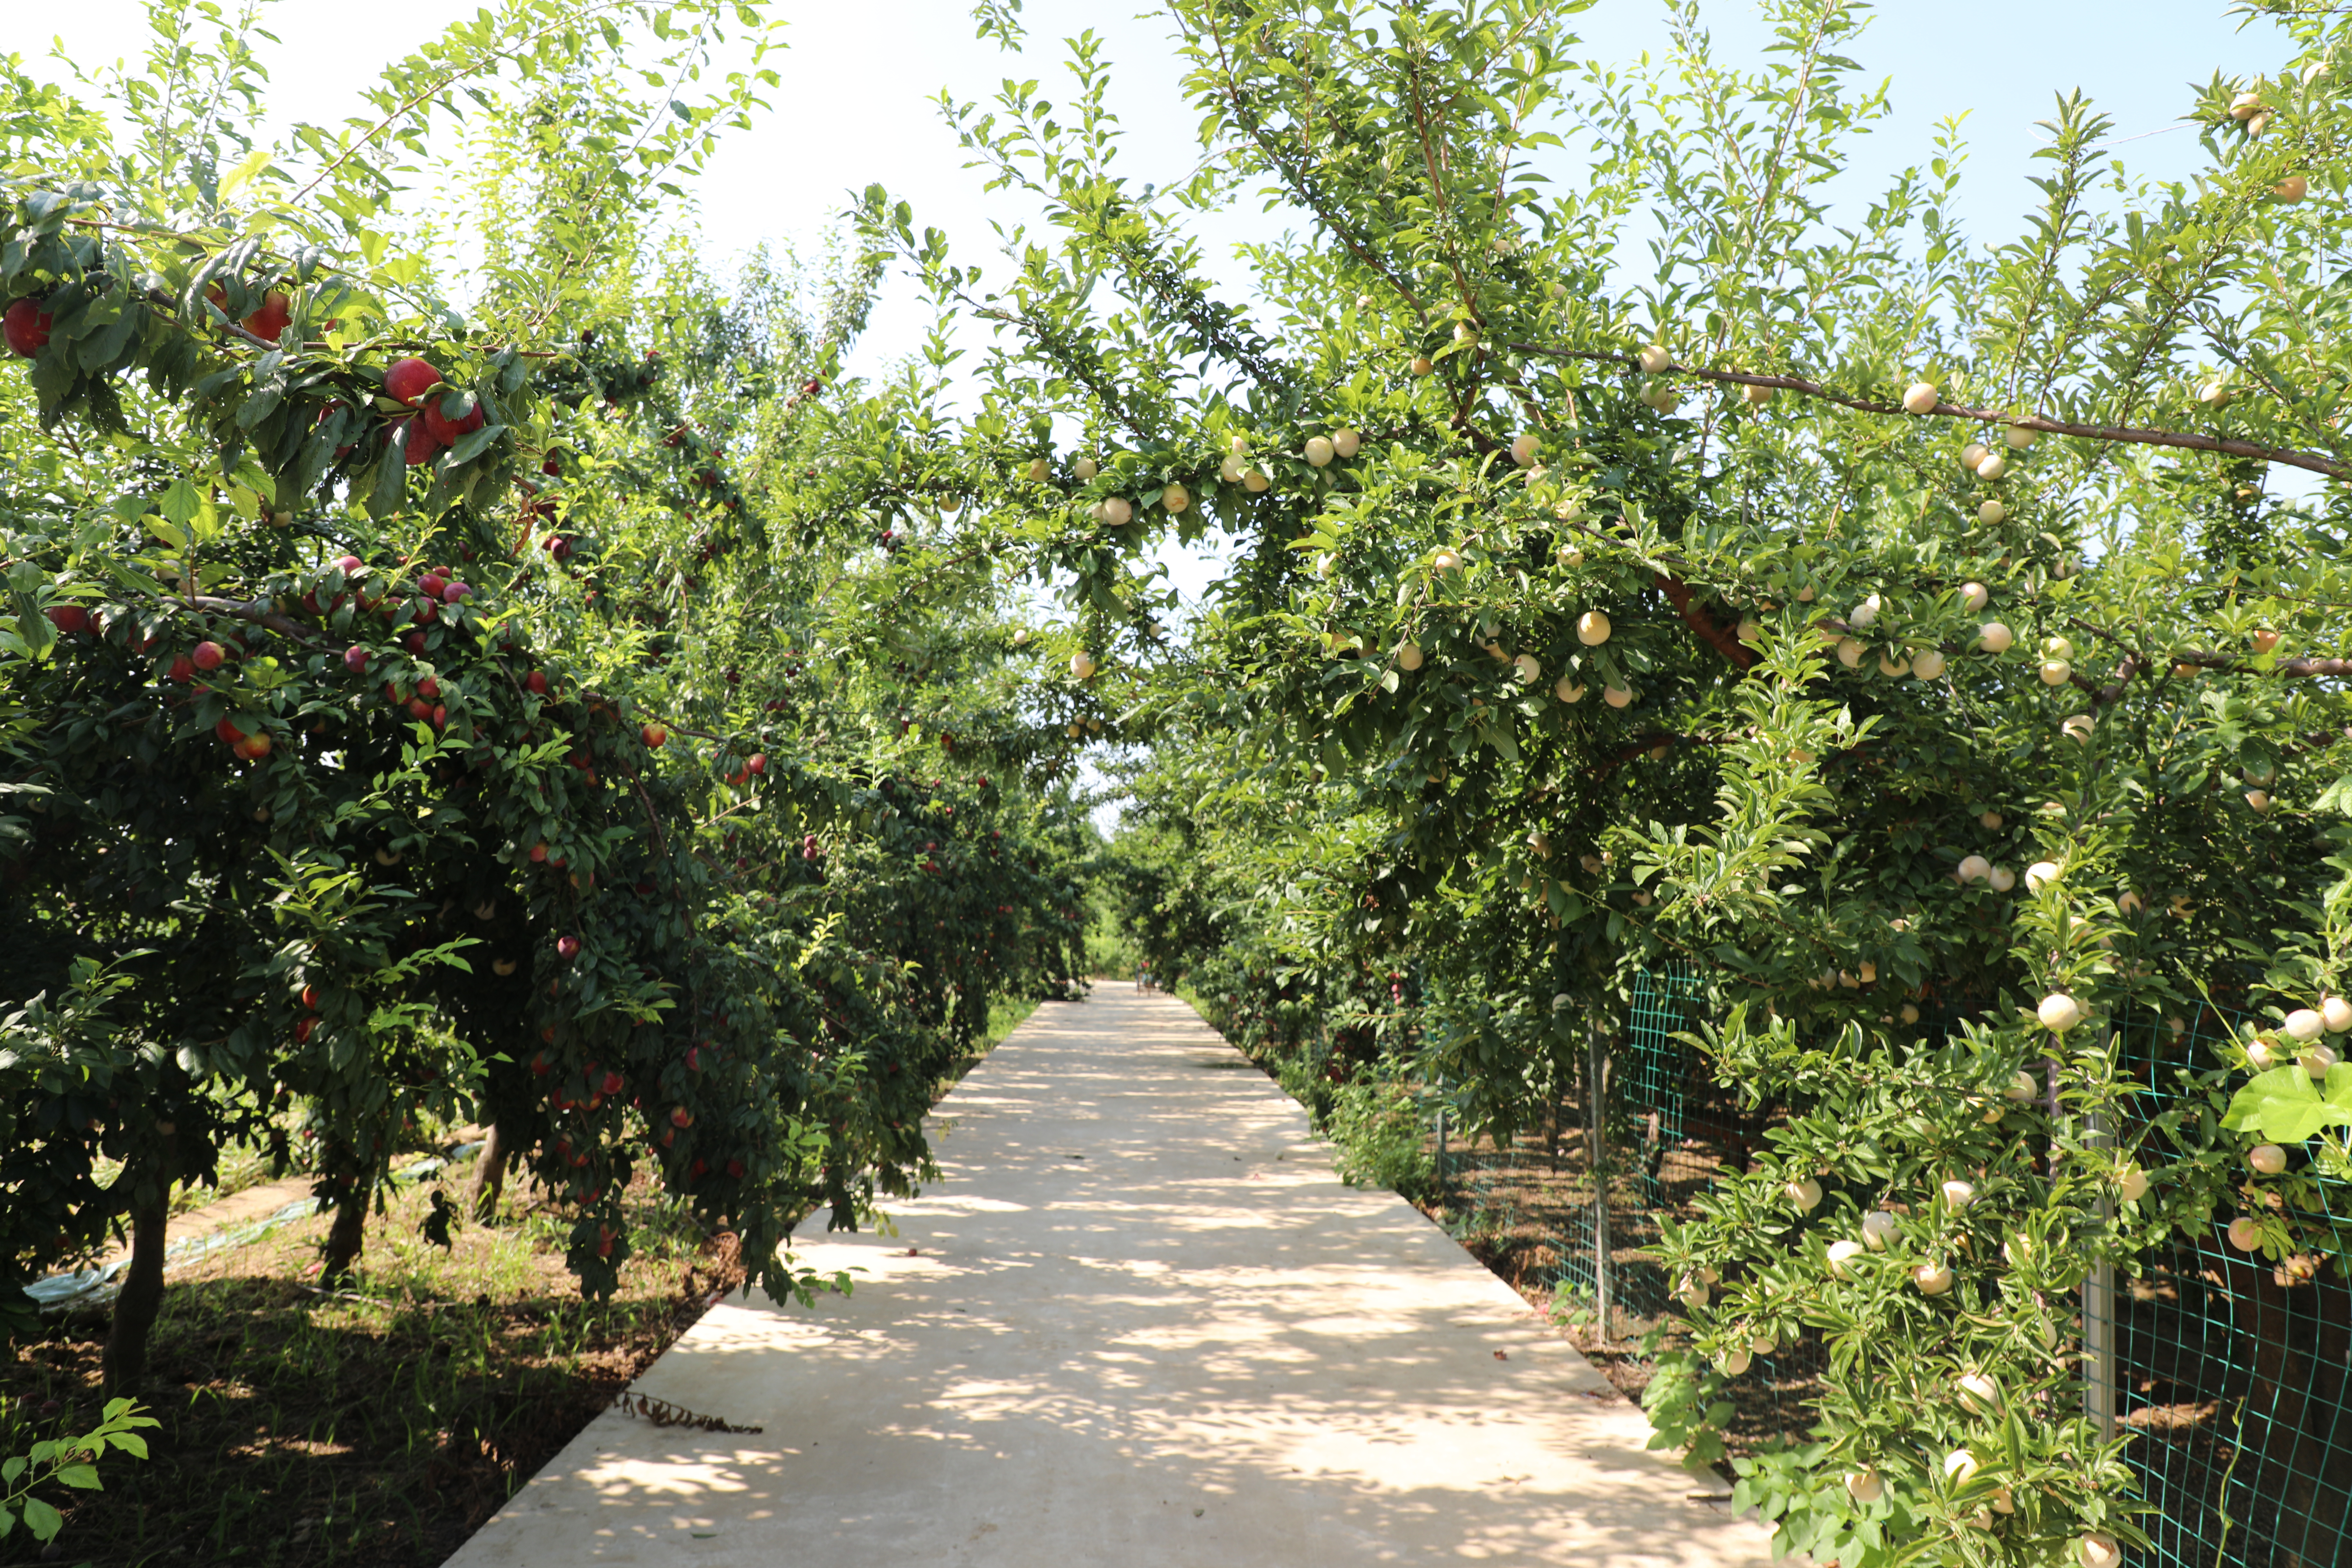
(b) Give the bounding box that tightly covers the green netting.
[1422,974,2352,1560]
[1425,965,1814,1450]
[2102,1000,2352,1568]
[1625,965,1700,1151]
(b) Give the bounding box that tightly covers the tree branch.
[184,595,321,644]
[1656,574,1754,671]
[1508,344,2350,480]
[2175,651,2352,679]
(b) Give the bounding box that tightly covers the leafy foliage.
[825,0,2352,1558]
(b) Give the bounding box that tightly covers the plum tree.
[828,1,2352,1559]
[0,0,1089,1396]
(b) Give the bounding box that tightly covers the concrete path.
[444,991,1776,1566]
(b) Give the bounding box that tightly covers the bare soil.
[1410,1107,1824,1456]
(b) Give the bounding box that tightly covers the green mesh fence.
[1423,974,2352,1560]
[2100,1000,2352,1568]
[1622,964,1821,1450]
[1426,965,1815,1450]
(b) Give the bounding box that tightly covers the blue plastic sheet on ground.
[24,1139,486,1313]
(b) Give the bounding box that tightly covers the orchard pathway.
[443,990,1777,1567]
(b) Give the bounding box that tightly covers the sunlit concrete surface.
[443,990,1776,1566]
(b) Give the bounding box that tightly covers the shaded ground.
[2,1167,749,1568]
[1405,1104,1823,1460]
[1,997,1040,1568]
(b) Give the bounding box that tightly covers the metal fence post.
[2083,1086,2118,1440]
[1434,1075,1448,1206]
[1588,1016,1611,1343]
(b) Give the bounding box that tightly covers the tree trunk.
[103,1128,176,1396]
[469,1122,510,1223]
[319,1172,370,1285]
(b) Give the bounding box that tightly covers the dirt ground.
[2,1164,751,1568]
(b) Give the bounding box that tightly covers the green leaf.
[2316,774,2352,815]
[51,1463,102,1490]
[236,383,285,429]
[216,146,273,198]
[158,478,200,528]
[447,422,504,465]
[2222,1064,2352,1142]
[21,1497,61,1541]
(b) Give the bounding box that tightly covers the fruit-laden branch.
[1508,343,2351,481]
[1655,574,1755,671]
[2175,650,2352,679]
[183,594,322,643]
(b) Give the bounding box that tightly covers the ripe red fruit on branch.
[642,723,667,748]
[4,297,53,356]
[45,606,88,634]
[601,1071,624,1097]
[670,1107,694,1128]
[294,1017,315,1043]
[557,934,582,959]
[416,677,440,701]
[344,646,369,673]
[166,655,194,682]
[384,356,442,407]
[526,670,549,696]
[418,393,485,447]
[335,554,364,576]
[215,717,245,746]
[747,753,767,776]
[192,640,226,671]
[442,581,471,604]
[242,292,292,341]
[394,419,441,467]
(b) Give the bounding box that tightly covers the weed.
[1325,1077,1436,1202]
[0,1173,745,1567]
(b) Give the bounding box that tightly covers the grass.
[1,1001,1043,1568]
[1,1152,750,1567]
[89,1127,312,1223]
